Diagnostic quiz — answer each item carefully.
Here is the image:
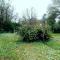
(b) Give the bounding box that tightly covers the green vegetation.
[0,0,20,33]
[0,0,60,60]
[19,25,50,42]
[47,34,60,49]
[0,33,60,60]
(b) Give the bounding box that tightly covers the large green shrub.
[19,25,50,42]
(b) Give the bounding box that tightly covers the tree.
[52,0,60,6]
[0,0,18,32]
[19,9,50,42]
[47,3,60,32]
[47,0,60,33]
[22,8,37,27]
[53,20,60,33]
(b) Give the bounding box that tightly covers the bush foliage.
[19,25,50,42]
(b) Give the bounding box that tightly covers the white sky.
[10,0,52,19]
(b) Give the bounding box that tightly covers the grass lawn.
[0,33,60,60]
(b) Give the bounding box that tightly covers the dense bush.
[54,26,60,33]
[53,21,60,33]
[23,29,37,42]
[0,22,20,33]
[19,26,50,42]
[36,29,50,42]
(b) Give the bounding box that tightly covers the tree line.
[0,0,60,42]
[0,0,20,33]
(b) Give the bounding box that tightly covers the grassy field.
[0,33,60,60]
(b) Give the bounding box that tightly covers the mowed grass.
[0,33,60,60]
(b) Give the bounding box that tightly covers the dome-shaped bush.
[19,26,50,42]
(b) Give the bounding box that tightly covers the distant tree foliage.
[0,0,20,33]
[54,20,60,33]
[47,0,60,32]
[52,0,60,6]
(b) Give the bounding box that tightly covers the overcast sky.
[10,0,52,19]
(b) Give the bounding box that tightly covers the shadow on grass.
[16,38,51,45]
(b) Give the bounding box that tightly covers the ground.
[0,33,60,60]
